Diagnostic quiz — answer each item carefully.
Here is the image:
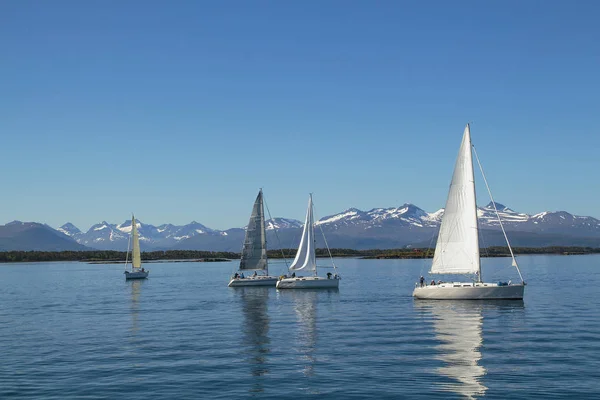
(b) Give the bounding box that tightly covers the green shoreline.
[1,246,599,263]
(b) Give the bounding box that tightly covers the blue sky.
[1,1,598,231]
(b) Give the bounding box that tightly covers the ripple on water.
[1,256,600,399]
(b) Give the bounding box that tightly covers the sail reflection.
[416,300,525,399]
[279,289,338,377]
[128,279,144,336]
[237,287,270,393]
[416,301,487,399]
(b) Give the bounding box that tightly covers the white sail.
[431,124,481,275]
[239,190,268,271]
[289,195,317,274]
[132,215,141,269]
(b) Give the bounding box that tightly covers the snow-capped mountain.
[57,222,82,238]
[76,221,129,249]
[266,218,303,230]
[62,203,600,251]
[1,221,88,251]
[476,202,530,226]
[313,201,600,234]
[66,219,221,250]
[5,202,597,252]
[315,204,441,230]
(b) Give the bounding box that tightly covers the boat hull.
[124,271,149,280]
[413,282,524,300]
[276,276,340,289]
[228,276,278,287]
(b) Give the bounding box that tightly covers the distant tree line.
[361,246,600,259]
[0,250,238,263]
[1,246,599,263]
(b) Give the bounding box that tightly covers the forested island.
[1,246,599,263]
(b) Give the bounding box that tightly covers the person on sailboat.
[253,271,257,277]
[420,276,425,287]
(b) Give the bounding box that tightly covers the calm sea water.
[1,255,599,399]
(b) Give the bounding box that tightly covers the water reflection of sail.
[129,279,143,336]
[418,301,487,399]
[292,290,318,377]
[239,287,270,391]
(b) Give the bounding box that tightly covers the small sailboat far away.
[124,214,149,280]
[228,189,279,287]
[413,124,525,300]
[276,194,340,289]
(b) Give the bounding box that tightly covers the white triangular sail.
[289,195,317,274]
[131,215,141,270]
[431,124,481,275]
[239,190,268,271]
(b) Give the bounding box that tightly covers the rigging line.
[235,209,248,273]
[472,145,525,283]
[313,203,337,273]
[478,219,490,260]
[263,194,289,269]
[421,226,437,278]
[125,219,132,271]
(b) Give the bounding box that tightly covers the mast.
[468,124,483,283]
[260,189,268,276]
[310,194,317,277]
[124,224,131,272]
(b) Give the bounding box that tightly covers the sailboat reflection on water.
[238,287,271,393]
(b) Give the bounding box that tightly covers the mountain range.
[2,202,600,252]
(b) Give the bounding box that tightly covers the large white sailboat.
[413,124,525,300]
[276,194,340,289]
[124,215,149,280]
[228,189,279,287]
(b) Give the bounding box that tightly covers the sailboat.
[413,124,525,300]
[276,194,340,289]
[124,214,149,280]
[228,189,279,287]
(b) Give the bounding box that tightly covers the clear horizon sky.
[1,1,599,231]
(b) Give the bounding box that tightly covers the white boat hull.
[276,276,340,289]
[413,282,524,300]
[228,276,278,287]
[124,271,149,280]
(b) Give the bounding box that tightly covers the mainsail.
[431,124,481,275]
[239,190,268,271]
[289,195,317,274]
[132,215,141,270]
